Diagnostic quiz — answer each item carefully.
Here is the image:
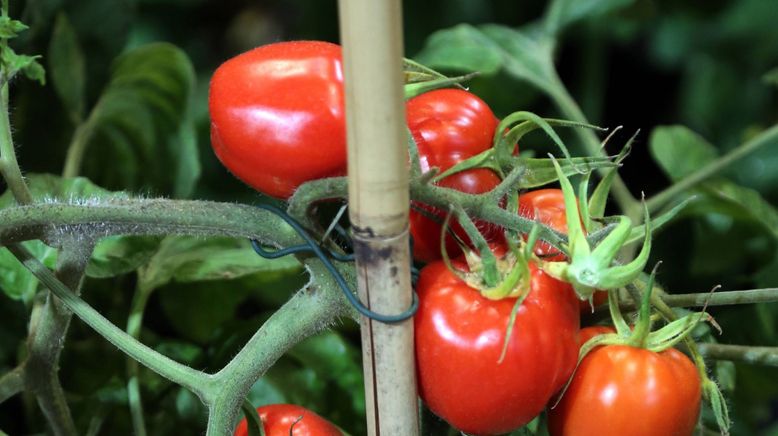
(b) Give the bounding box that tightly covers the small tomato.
[548,327,702,436]
[233,404,342,436]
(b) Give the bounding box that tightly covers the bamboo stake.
[338,1,419,435]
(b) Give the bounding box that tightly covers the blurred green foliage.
[0,0,776,434]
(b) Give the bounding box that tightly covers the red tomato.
[406,89,503,262]
[415,259,580,435]
[548,327,701,436]
[518,189,607,311]
[209,41,347,199]
[518,189,573,261]
[233,404,342,436]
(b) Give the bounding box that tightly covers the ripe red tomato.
[233,404,342,436]
[518,189,607,311]
[414,258,580,435]
[406,89,503,262]
[548,327,701,436]
[209,41,347,199]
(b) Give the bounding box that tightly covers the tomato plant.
[548,327,702,436]
[414,257,580,435]
[406,88,503,262]
[234,404,343,436]
[209,41,347,199]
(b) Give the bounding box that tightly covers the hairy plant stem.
[0,84,32,204]
[126,284,153,436]
[0,78,83,434]
[597,288,778,312]
[698,344,778,367]
[0,365,24,404]
[645,124,778,213]
[23,240,92,436]
[1,199,356,435]
[8,244,214,400]
[546,72,639,219]
[205,261,351,436]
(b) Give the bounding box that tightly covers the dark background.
[1,0,777,434]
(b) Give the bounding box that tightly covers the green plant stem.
[7,243,214,401]
[126,285,153,436]
[546,72,639,218]
[646,124,778,213]
[205,261,351,436]
[610,288,778,310]
[0,76,81,434]
[0,84,32,204]
[61,119,96,179]
[24,240,91,436]
[0,365,24,404]
[0,200,299,248]
[697,344,778,367]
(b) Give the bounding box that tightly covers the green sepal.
[241,399,266,436]
[607,289,632,339]
[703,377,731,436]
[512,156,618,189]
[404,72,478,99]
[432,148,501,183]
[644,311,710,353]
[453,204,499,287]
[625,197,692,245]
[542,158,652,299]
[495,112,598,167]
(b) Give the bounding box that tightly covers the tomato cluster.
[211,41,703,436]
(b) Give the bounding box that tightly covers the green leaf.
[287,332,365,415]
[479,25,557,93]
[137,236,301,293]
[764,67,778,87]
[649,125,718,181]
[0,240,56,302]
[698,179,778,240]
[0,173,127,208]
[48,12,86,123]
[0,16,28,38]
[415,24,556,94]
[0,47,45,84]
[86,235,161,279]
[415,24,503,76]
[544,0,635,36]
[86,42,198,195]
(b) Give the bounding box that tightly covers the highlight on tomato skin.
[548,327,702,436]
[209,41,348,199]
[406,88,504,262]
[233,404,343,436]
[414,255,580,435]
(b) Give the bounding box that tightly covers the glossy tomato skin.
[518,189,572,261]
[518,189,607,311]
[415,260,580,435]
[406,89,503,262]
[210,41,347,199]
[233,404,342,436]
[548,327,701,436]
